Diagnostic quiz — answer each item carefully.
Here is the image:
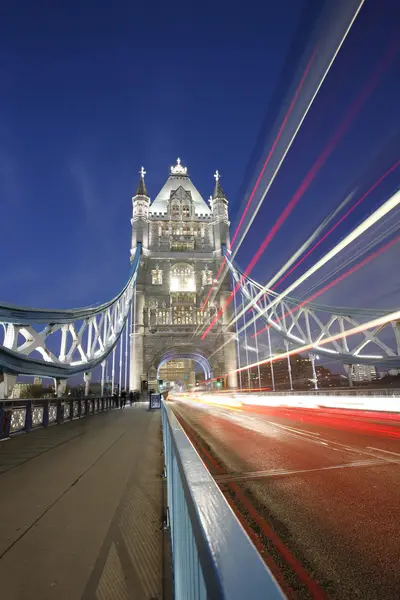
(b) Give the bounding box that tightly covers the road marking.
[367,446,400,458]
[214,459,389,483]
[271,423,321,437]
[180,401,400,465]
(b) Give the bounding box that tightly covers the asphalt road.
[171,397,400,600]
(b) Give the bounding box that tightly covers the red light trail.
[200,49,318,313]
[251,234,400,338]
[230,49,318,249]
[201,40,398,341]
[271,161,400,291]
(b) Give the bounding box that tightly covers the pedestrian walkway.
[0,405,169,600]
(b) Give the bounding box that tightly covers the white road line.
[214,459,389,483]
[367,446,400,458]
[179,402,400,465]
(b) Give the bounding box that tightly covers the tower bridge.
[0,158,399,398]
[129,159,237,392]
[0,159,399,600]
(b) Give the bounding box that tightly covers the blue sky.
[1,0,399,325]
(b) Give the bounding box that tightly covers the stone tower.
[129,159,237,391]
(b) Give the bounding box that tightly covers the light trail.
[200,48,318,314]
[251,234,400,338]
[233,308,400,376]
[228,188,400,334]
[296,214,400,300]
[271,157,400,291]
[206,189,400,360]
[230,49,318,249]
[204,43,399,340]
[198,1,366,320]
[203,308,400,386]
[244,189,357,302]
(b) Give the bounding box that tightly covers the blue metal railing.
[0,396,116,440]
[161,401,284,600]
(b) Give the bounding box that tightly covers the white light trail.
[234,308,400,376]
[199,0,366,323]
[297,214,400,300]
[230,189,400,332]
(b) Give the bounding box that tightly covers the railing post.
[1,403,12,439]
[25,400,32,432]
[79,398,86,418]
[43,400,49,427]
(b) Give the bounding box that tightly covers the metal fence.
[0,396,115,440]
[256,388,400,397]
[161,401,284,600]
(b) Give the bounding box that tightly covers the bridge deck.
[0,404,168,600]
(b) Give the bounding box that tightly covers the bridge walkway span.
[0,404,169,600]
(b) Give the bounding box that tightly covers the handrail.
[0,244,142,378]
[161,400,284,599]
[0,243,142,324]
[0,395,117,440]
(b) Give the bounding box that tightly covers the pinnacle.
[213,179,226,200]
[135,166,149,197]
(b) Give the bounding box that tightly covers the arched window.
[170,263,196,292]
[201,265,213,286]
[182,205,190,218]
[151,264,163,285]
[171,204,180,218]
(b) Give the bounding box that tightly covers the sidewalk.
[0,405,168,600]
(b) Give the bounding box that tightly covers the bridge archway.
[153,347,213,383]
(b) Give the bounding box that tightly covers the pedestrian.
[121,389,126,409]
[129,390,134,406]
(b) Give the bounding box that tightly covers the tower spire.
[213,169,226,199]
[135,166,149,197]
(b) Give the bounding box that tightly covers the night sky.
[1,0,399,327]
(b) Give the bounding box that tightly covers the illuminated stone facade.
[129,160,237,390]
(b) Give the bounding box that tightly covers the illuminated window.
[157,310,169,325]
[182,205,190,218]
[170,240,194,251]
[152,265,163,285]
[170,264,196,292]
[173,306,193,325]
[201,265,213,286]
[171,204,180,218]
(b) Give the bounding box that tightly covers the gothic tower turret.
[211,170,230,256]
[131,166,150,258]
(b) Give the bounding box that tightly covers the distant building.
[248,353,313,391]
[291,355,313,388]
[10,383,30,399]
[316,366,345,388]
[351,364,377,383]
